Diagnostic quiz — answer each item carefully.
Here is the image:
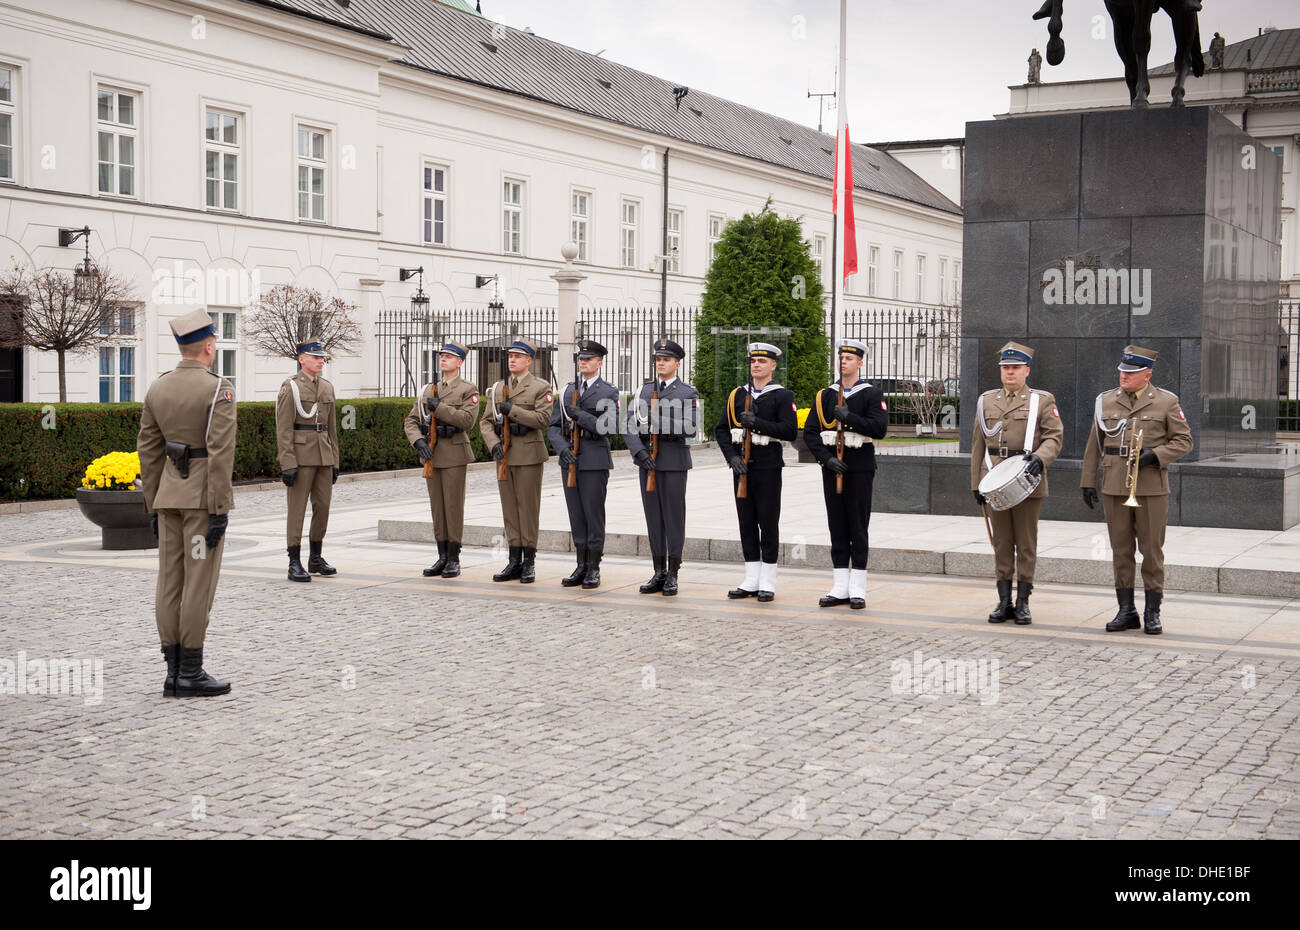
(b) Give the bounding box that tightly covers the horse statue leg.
[1164,0,1205,107]
[1129,0,1158,108]
[1033,0,1065,66]
[1104,0,1139,105]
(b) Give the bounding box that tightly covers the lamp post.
[58,226,99,300]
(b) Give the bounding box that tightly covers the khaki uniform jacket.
[402,375,480,467]
[1081,385,1193,496]
[276,371,339,470]
[478,370,554,466]
[137,360,236,515]
[970,388,1064,499]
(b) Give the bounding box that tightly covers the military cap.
[439,341,468,360]
[296,341,328,357]
[506,338,536,358]
[576,338,607,359]
[653,338,685,359]
[170,308,217,345]
[998,341,1034,365]
[1118,345,1158,372]
[837,338,868,359]
[747,342,781,360]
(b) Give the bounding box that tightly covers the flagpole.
[833,0,848,378]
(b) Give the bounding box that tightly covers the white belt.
[730,428,770,446]
[822,430,868,449]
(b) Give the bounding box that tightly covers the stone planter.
[792,432,818,464]
[75,488,157,550]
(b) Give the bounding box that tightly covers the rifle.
[567,384,580,488]
[738,390,753,499]
[497,380,511,482]
[421,383,439,479]
[646,384,659,493]
[835,380,845,495]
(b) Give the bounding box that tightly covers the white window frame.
[296,123,328,223]
[570,188,592,262]
[813,234,827,285]
[893,250,904,299]
[0,62,16,183]
[207,308,240,395]
[95,84,138,199]
[621,198,639,269]
[916,254,927,302]
[953,260,962,304]
[938,257,948,304]
[708,213,725,266]
[666,207,684,273]
[423,161,449,247]
[868,245,880,297]
[502,176,525,255]
[203,105,242,213]
[97,304,139,403]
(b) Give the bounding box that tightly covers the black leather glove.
[492,443,505,461]
[1082,487,1098,509]
[1138,450,1159,468]
[414,438,433,462]
[728,455,748,475]
[973,490,986,507]
[150,512,158,541]
[424,394,440,413]
[633,449,656,471]
[332,466,339,484]
[1023,453,1043,478]
[825,457,848,476]
[281,467,298,488]
[498,400,513,416]
[834,404,852,422]
[565,403,580,420]
[559,448,577,466]
[738,410,757,429]
[205,513,228,550]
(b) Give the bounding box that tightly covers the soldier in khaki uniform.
[276,341,341,582]
[479,338,555,583]
[403,341,480,579]
[1081,346,1194,634]
[136,308,235,698]
[971,342,1063,624]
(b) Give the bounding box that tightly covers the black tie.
[578,381,586,399]
[659,381,667,394]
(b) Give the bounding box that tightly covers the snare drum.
[978,456,1040,511]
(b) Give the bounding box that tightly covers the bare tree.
[0,264,137,402]
[242,284,364,362]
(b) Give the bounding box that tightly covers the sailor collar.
[748,381,783,397]
[831,377,870,398]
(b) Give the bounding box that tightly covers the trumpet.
[1123,429,1144,508]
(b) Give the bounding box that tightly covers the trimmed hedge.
[0,395,634,501]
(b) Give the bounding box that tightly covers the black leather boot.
[441,542,461,578]
[161,643,179,697]
[1105,588,1140,631]
[423,540,448,577]
[988,579,1013,623]
[1143,590,1163,635]
[662,556,680,596]
[562,547,587,587]
[1013,580,1033,625]
[175,646,231,697]
[493,546,523,582]
[287,545,310,582]
[520,547,536,584]
[639,556,667,594]
[582,550,602,589]
[308,540,337,576]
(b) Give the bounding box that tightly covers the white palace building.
[0,0,963,403]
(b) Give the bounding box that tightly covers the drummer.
[970,342,1063,624]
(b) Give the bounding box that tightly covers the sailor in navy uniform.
[803,338,889,609]
[715,342,798,602]
[623,337,699,596]
[548,339,620,589]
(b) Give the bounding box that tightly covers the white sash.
[1092,393,1130,452]
[203,376,223,445]
[978,391,1040,470]
[287,378,319,420]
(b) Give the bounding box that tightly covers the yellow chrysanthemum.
[796,407,811,429]
[83,451,142,490]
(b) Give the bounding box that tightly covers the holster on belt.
[164,441,191,479]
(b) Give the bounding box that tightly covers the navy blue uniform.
[714,382,798,564]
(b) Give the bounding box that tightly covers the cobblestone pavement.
[1,482,1298,839]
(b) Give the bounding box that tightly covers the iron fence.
[1281,301,1298,432]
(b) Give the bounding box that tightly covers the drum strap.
[1023,392,1040,454]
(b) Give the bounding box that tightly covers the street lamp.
[476,273,503,310]
[58,226,99,300]
[399,266,428,315]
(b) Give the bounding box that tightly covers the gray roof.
[240,0,394,41]
[1151,27,1300,75]
[241,0,961,216]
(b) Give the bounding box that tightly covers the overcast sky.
[477,0,1296,141]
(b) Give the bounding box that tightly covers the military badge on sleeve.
[221,390,234,403]
[545,391,554,404]
[1177,407,1186,421]
[1052,405,1060,418]
[470,393,480,406]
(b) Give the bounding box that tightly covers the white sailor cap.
[747,342,781,360]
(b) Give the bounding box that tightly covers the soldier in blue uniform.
[548,339,620,589]
[803,338,889,609]
[715,342,798,602]
[623,338,699,596]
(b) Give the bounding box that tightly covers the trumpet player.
[1081,346,1193,634]
[970,342,1063,624]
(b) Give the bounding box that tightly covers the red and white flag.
[833,122,857,283]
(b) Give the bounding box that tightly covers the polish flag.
[833,123,858,283]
